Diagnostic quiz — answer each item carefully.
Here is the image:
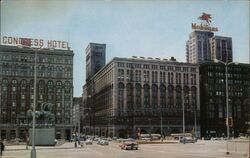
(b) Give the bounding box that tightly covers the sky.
[1,0,249,97]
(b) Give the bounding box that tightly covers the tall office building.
[85,43,106,80]
[186,31,233,63]
[186,31,214,63]
[200,62,250,137]
[210,36,233,63]
[0,45,74,140]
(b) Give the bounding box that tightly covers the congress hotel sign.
[2,36,69,49]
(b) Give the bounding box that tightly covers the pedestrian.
[26,136,29,150]
[0,139,5,157]
[77,134,81,145]
[25,130,29,150]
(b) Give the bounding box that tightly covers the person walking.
[25,129,29,150]
[0,139,5,157]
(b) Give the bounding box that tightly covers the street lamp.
[182,92,192,143]
[18,45,47,158]
[214,59,238,140]
[158,107,163,138]
[182,93,186,142]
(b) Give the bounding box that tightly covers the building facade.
[72,97,83,134]
[186,30,214,63]
[200,62,250,138]
[85,43,106,80]
[186,31,232,64]
[0,45,74,140]
[209,36,233,63]
[83,56,200,138]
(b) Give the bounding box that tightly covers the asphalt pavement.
[1,140,248,158]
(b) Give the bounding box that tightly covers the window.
[160,85,166,108]
[135,84,141,109]
[118,83,125,111]
[152,84,158,108]
[143,84,150,107]
[126,83,133,110]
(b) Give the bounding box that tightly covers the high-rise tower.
[186,31,214,63]
[85,43,106,80]
[209,36,233,63]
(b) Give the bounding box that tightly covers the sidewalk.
[4,142,83,151]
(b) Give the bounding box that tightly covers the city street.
[2,140,247,158]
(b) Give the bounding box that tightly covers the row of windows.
[208,72,248,79]
[118,69,197,85]
[118,83,197,111]
[1,63,72,78]
[117,62,197,72]
[0,114,71,124]
[207,66,249,72]
[208,99,242,119]
[1,79,72,87]
[1,54,72,64]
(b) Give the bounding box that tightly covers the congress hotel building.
[0,45,74,140]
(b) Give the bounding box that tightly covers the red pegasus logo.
[198,12,212,24]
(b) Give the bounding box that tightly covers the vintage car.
[85,139,93,145]
[179,137,196,143]
[97,138,109,145]
[120,140,138,150]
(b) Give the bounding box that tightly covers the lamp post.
[18,45,46,158]
[0,91,2,140]
[194,107,197,138]
[182,92,185,142]
[214,59,238,140]
[158,107,163,137]
[31,48,37,158]
[182,92,191,143]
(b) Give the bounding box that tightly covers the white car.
[85,139,93,145]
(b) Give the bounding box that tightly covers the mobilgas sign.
[2,36,69,49]
[192,12,218,32]
[192,23,218,32]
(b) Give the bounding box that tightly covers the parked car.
[120,140,138,150]
[179,137,196,143]
[85,139,93,145]
[98,139,109,145]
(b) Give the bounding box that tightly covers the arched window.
[126,83,133,111]
[135,83,141,109]
[12,79,18,92]
[184,86,190,110]
[20,79,27,100]
[176,86,182,109]
[160,84,166,108]
[143,84,150,108]
[191,86,197,110]
[47,80,54,101]
[152,84,158,108]
[56,81,62,101]
[38,80,45,100]
[118,83,125,111]
[168,85,174,107]
[11,79,18,112]
[2,79,8,92]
